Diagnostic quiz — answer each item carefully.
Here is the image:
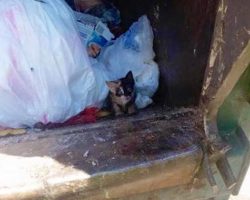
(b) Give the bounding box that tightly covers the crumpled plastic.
[0,0,105,128]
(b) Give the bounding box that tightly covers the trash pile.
[0,0,159,128]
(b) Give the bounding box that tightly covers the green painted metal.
[217,64,250,196]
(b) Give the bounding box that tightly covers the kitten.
[106,71,137,116]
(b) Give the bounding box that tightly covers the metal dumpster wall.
[202,0,250,106]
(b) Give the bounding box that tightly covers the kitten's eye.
[116,88,123,96]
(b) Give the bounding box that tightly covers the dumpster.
[0,0,250,199]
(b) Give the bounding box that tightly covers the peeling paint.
[244,27,250,35]
[202,0,227,97]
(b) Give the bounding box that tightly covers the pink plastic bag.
[0,0,103,128]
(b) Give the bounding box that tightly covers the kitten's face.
[106,71,135,105]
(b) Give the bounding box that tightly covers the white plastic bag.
[0,0,104,128]
[98,15,159,108]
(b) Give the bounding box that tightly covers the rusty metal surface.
[154,0,219,106]
[0,107,203,200]
[0,107,202,173]
[202,0,250,105]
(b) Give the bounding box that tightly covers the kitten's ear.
[106,81,119,93]
[125,71,134,82]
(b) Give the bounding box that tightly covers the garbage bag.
[98,15,159,109]
[0,0,102,128]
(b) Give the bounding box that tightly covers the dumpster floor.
[0,106,204,200]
